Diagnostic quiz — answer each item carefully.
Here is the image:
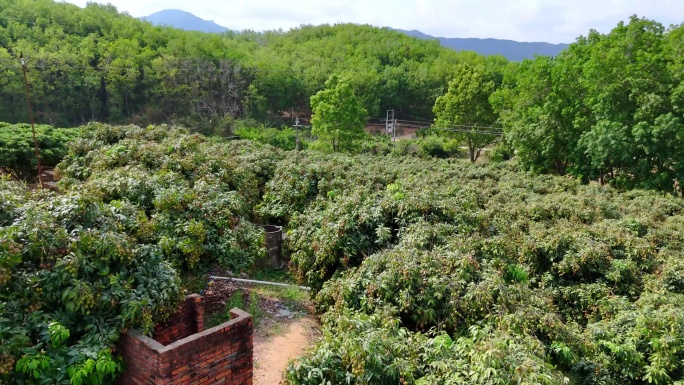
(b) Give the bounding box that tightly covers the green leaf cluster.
[497,16,684,193]
[310,75,368,152]
[1,123,279,384]
[268,151,684,384]
[0,1,503,128]
[0,123,78,179]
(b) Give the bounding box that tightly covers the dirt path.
[201,278,320,384]
[253,315,319,385]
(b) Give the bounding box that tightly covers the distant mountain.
[397,29,569,61]
[140,10,230,33]
[139,10,566,60]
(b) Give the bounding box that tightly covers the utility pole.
[293,117,302,151]
[386,109,397,150]
[20,52,43,188]
[393,118,397,149]
[385,109,394,136]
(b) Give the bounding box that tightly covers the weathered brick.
[116,295,253,385]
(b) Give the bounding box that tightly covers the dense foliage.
[0,124,279,384]
[57,124,276,271]
[4,122,684,383]
[4,1,684,194]
[3,2,684,383]
[0,123,78,179]
[497,16,684,193]
[0,177,180,384]
[234,121,306,151]
[310,75,368,152]
[0,0,506,128]
[259,152,684,384]
[433,64,500,161]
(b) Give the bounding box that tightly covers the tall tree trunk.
[468,137,476,162]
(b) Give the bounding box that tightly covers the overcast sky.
[62,0,682,44]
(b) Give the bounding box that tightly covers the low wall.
[154,294,205,346]
[117,294,253,385]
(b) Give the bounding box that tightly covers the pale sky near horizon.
[62,0,682,44]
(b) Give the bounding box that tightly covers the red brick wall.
[154,294,205,346]
[117,295,253,385]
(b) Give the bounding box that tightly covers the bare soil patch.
[253,315,319,384]
[203,279,321,384]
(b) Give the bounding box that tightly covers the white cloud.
[61,0,682,43]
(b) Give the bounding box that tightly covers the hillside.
[2,2,684,383]
[0,1,506,127]
[1,1,682,194]
[398,29,569,61]
[140,9,230,33]
[140,9,568,61]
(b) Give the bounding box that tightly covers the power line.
[430,124,505,131]
[429,127,505,136]
[370,115,505,133]
[400,113,433,123]
[397,120,505,131]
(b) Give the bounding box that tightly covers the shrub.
[0,123,79,179]
[417,135,449,158]
[0,187,181,384]
[235,121,303,151]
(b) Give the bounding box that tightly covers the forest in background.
[3,1,684,383]
[2,1,684,194]
[0,0,506,128]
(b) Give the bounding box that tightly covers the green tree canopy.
[0,1,503,128]
[433,64,500,162]
[498,16,684,194]
[310,75,368,152]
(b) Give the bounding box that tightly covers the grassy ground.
[249,268,297,284]
[203,272,310,330]
[205,289,267,328]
